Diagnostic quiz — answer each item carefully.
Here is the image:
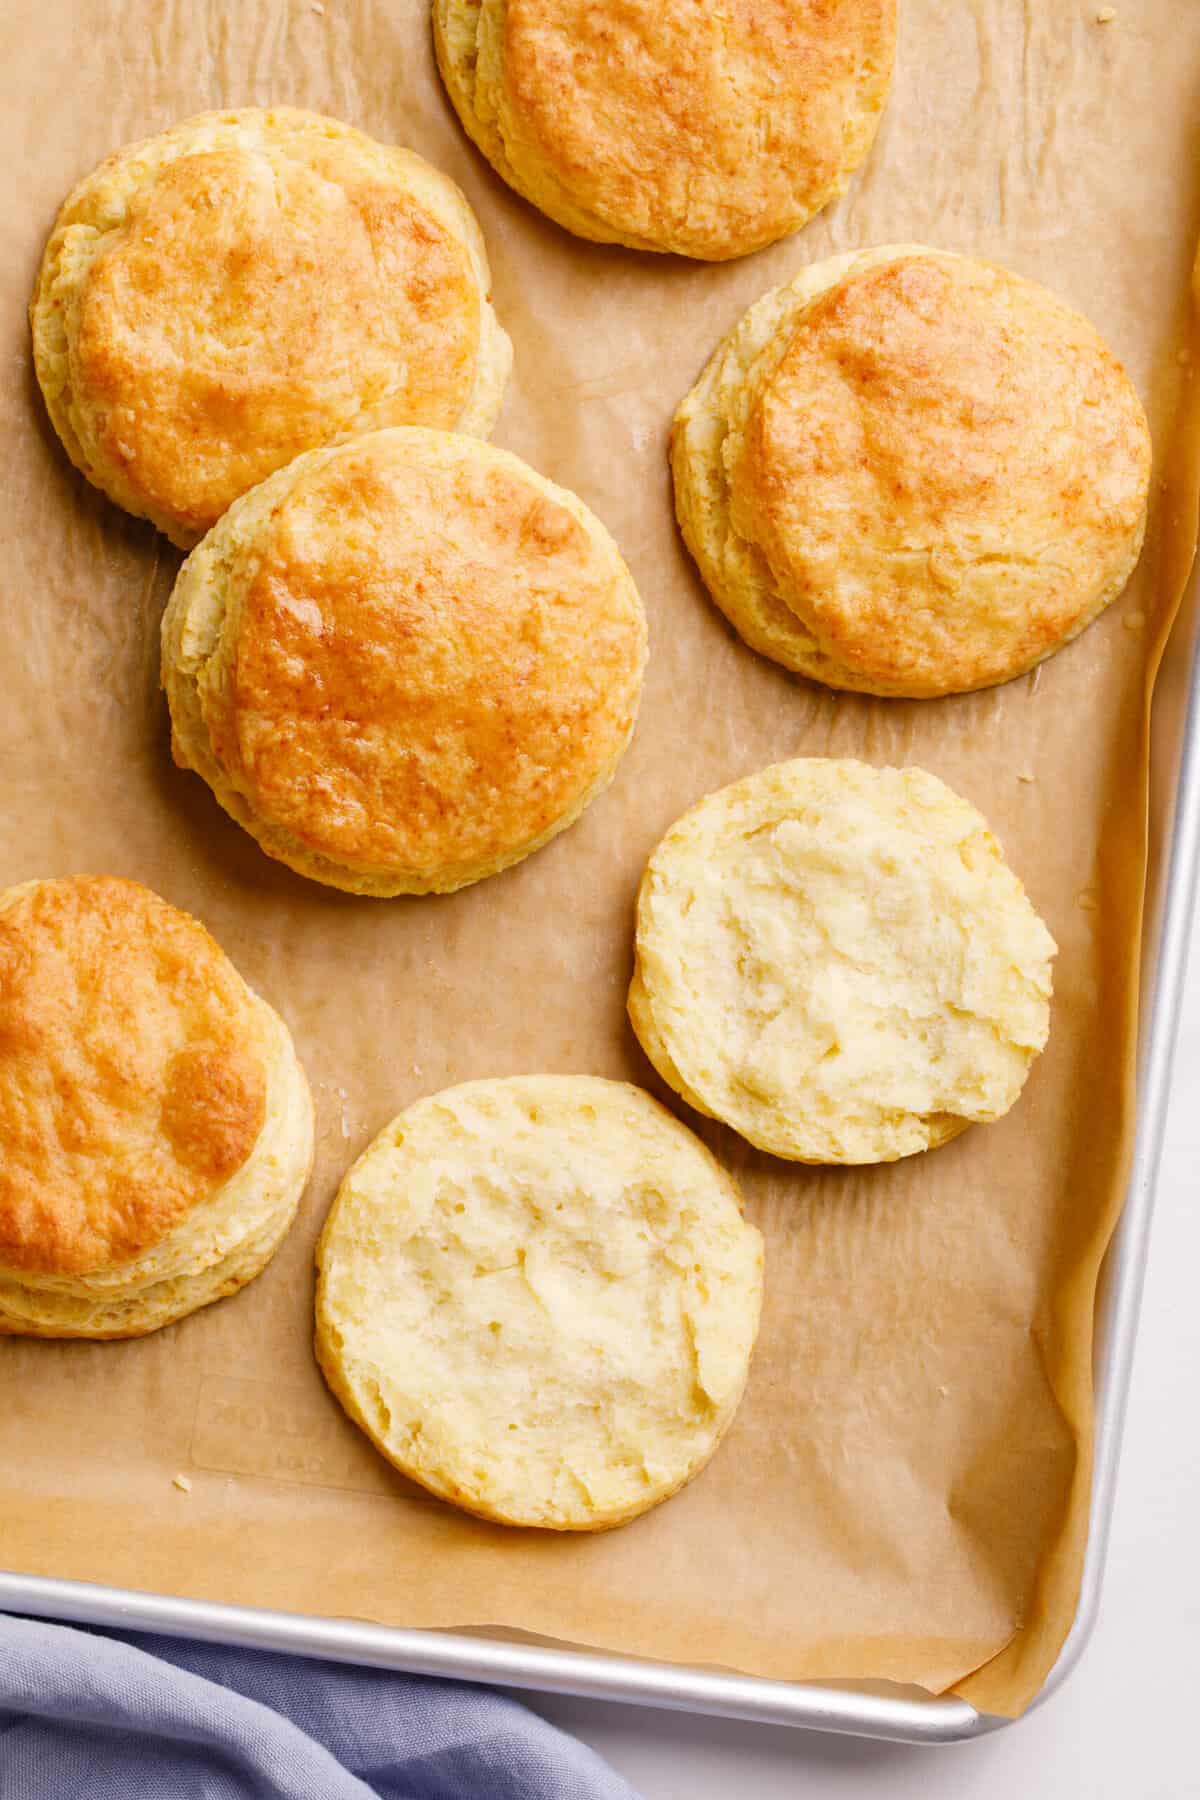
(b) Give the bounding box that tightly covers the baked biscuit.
[31,107,512,547]
[629,759,1056,1164]
[434,0,895,261]
[672,246,1152,695]
[161,427,648,896]
[0,876,313,1338]
[314,1076,763,1529]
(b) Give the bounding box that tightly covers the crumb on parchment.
[1096,7,1116,22]
[172,1473,193,1493]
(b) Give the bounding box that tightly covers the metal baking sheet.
[3,0,1199,1740]
[4,551,1197,1746]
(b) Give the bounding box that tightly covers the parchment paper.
[2,0,1198,1721]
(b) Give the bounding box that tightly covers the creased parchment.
[1,0,1198,1720]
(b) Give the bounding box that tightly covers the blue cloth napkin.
[0,1615,643,1799]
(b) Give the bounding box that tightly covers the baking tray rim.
[3,563,1198,1748]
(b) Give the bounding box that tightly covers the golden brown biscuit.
[672,246,1153,695]
[629,759,1057,1164]
[31,107,512,547]
[161,427,648,896]
[0,876,313,1337]
[314,1076,763,1529]
[434,0,895,260]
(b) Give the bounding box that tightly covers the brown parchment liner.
[2,0,1199,1723]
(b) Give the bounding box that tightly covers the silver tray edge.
[3,559,1198,1748]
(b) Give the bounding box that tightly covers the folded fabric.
[0,1615,643,1799]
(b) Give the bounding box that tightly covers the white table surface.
[521,932,1200,1799]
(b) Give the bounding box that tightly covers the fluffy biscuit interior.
[630,759,1057,1164]
[315,1076,763,1528]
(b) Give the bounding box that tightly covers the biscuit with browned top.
[31,107,512,546]
[161,428,648,895]
[672,247,1152,694]
[434,0,895,260]
[0,876,313,1337]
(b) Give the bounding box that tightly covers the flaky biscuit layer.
[32,107,512,546]
[672,247,1152,695]
[162,428,647,895]
[435,0,894,260]
[0,877,313,1337]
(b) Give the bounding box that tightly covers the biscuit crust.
[314,1076,763,1529]
[629,760,1057,1164]
[161,428,648,896]
[31,107,512,546]
[0,876,313,1337]
[434,0,895,260]
[672,247,1152,694]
